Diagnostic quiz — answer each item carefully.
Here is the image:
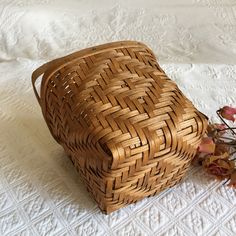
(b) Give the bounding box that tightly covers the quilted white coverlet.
[0,1,236,235]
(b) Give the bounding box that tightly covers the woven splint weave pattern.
[32,41,208,213]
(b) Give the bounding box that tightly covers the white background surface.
[0,0,236,235]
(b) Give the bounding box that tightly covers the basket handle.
[31,62,50,106]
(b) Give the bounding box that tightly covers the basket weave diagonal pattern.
[32,41,207,213]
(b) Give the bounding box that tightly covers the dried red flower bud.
[219,106,236,122]
[198,137,215,154]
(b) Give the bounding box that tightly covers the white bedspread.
[0,1,236,235]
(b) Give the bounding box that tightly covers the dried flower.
[216,124,227,130]
[215,143,230,155]
[207,123,226,137]
[194,105,236,189]
[219,106,236,122]
[198,137,215,154]
[208,123,226,132]
[203,154,234,180]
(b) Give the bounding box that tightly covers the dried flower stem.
[217,110,236,135]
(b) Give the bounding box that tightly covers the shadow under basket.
[32,41,208,214]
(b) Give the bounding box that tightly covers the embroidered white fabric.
[0,1,236,235]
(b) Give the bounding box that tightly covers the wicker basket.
[32,41,207,214]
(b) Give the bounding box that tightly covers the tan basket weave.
[32,41,207,214]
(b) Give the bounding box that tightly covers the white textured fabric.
[1,0,236,64]
[0,1,236,236]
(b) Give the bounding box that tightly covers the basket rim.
[39,41,151,110]
[54,40,148,65]
[42,40,149,79]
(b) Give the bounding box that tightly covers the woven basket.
[32,41,207,214]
